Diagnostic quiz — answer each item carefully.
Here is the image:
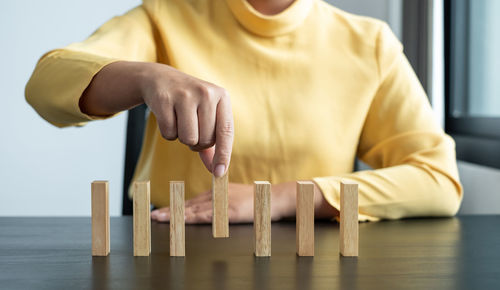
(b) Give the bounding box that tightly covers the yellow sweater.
[25,0,462,221]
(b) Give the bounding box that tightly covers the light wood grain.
[296,181,314,256]
[212,172,229,238]
[340,180,358,257]
[91,181,109,256]
[254,181,271,257]
[133,181,151,256]
[170,181,185,256]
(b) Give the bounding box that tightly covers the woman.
[25,0,462,223]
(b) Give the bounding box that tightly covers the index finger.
[212,94,234,177]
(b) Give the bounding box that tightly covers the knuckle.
[164,133,178,141]
[218,146,231,158]
[174,88,189,98]
[197,85,212,99]
[219,88,230,99]
[174,89,193,104]
[160,129,177,140]
[219,121,234,137]
[159,125,177,141]
[179,136,198,146]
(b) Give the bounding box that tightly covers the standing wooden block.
[340,181,358,257]
[254,181,271,257]
[91,181,109,256]
[133,181,151,256]
[212,172,229,238]
[170,181,185,256]
[296,181,314,256]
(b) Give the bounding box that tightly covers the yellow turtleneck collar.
[225,0,314,37]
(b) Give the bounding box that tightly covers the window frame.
[444,0,500,169]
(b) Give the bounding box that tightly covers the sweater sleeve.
[25,6,157,127]
[313,23,463,221]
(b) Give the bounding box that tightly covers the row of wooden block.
[91,177,359,257]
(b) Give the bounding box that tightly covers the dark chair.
[122,104,148,215]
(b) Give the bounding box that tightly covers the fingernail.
[214,164,225,177]
[159,212,167,218]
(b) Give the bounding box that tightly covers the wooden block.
[91,181,109,256]
[296,181,314,256]
[212,172,229,238]
[340,181,358,257]
[133,181,151,256]
[254,181,271,257]
[170,181,185,256]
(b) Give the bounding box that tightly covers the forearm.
[79,61,147,116]
[81,59,233,175]
[313,164,462,220]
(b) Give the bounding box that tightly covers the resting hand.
[150,181,337,224]
[152,183,285,223]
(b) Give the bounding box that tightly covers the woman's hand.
[150,181,338,223]
[139,63,234,176]
[80,61,234,177]
[151,183,268,224]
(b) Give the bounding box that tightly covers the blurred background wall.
[0,0,498,216]
[0,0,140,216]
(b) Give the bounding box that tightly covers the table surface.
[1,216,499,290]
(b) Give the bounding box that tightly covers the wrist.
[132,62,157,103]
[271,181,296,220]
[271,180,338,220]
[136,62,180,102]
[312,181,339,218]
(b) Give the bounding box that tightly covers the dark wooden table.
[1,216,499,290]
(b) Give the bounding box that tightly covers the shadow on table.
[91,257,110,289]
